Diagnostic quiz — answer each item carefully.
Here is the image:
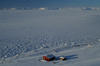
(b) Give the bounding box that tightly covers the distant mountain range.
[0,7,100,10]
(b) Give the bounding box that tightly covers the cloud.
[0,8,7,10]
[38,8,45,10]
[82,7,92,10]
[9,8,16,10]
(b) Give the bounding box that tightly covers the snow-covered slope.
[0,41,100,66]
[0,10,100,66]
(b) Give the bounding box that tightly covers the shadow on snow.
[55,54,78,60]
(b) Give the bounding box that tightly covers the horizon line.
[0,7,100,10]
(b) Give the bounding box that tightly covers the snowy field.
[0,10,100,66]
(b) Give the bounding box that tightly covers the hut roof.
[60,57,65,58]
[46,54,55,59]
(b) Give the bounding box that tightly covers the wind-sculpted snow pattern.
[0,10,100,61]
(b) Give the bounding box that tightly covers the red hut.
[43,54,55,61]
